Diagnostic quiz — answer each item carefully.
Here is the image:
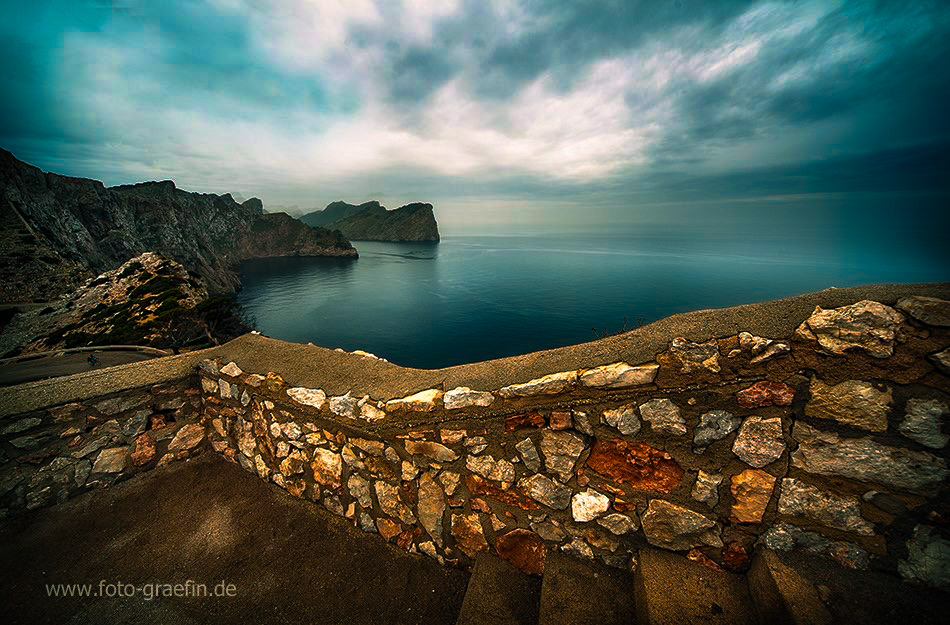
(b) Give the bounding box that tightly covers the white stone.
[218,379,231,399]
[602,404,641,435]
[639,398,686,436]
[498,371,578,398]
[330,393,359,418]
[287,387,327,410]
[220,361,243,377]
[386,389,444,412]
[443,387,495,409]
[579,362,659,388]
[359,403,386,421]
[571,489,610,522]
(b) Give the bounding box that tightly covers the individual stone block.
[759,522,869,570]
[451,513,488,558]
[729,469,776,523]
[585,439,684,493]
[286,387,327,410]
[539,430,586,482]
[549,411,572,431]
[736,381,795,409]
[405,440,459,462]
[795,300,904,358]
[91,447,129,473]
[777,478,874,535]
[805,379,892,432]
[641,500,722,550]
[561,538,594,559]
[579,362,659,388]
[597,513,638,535]
[898,525,950,589]
[167,423,205,452]
[515,437,542,472]
[466,455,516,488]
[443,387,494,409]
[668,336,721,373]
[329,393,359,418]
[899,399,948,449]
[498,371,578,398]
[571,489,610,522]
[348,474,372,508]
[375,482,416,525]
[417,472,446,547]
[220,361,243,377]
[692,470,722,507]
[495,529,546,575]
[386,388,443,412]
[519,474,571,509]
[639,398,686,436]
[732,417,785,468]
[464,436,488,454]
[693,411,741,447]
[359,404,386,421]
[738,332,791,365]
[928,346,950,375]
[791,422,948,494]
[200,377,218,394]
[310,448,342,488]
[895,296,950,327]
[504,412,546,432]
[602,404,641,436]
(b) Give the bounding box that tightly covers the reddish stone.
[585,439,685,494]
[223,448,237,463]
[504,412,546,433]
[448,497,464,507]
[736,381,795,409]
[68,435,84,448]
[150,415,169,430]
[495,529,546,575]
[471,498,492,514]
[465,474,541,510]
[730,469,776,523]
[130,432,156,466]
[396,530,414,550]
[377,518,402,542]
[687,548,724,572]
[440,429,466,445]
[335,432,347,445]
[549,411,572,431]
[600,483,626,498]
[451,513,489,558]
[613,498,635,512]
[722,542,750,570]
[400,481,417,505]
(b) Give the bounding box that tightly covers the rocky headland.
[0,148,357,303]
[300,200,440,241]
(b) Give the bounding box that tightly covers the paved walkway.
[0,454,468,625]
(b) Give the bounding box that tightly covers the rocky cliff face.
[300,201,440,241]
[0,149,357,302]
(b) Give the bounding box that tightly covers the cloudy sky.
[3,0,949,232]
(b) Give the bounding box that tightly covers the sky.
[2,0,949,233]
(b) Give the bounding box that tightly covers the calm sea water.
[237,225,948,369]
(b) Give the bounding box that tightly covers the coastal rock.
[92,447,129,473]
[693,410,742,447]
[641,500,722,550]
[538,430,586,482]
[466,455,516,488]
[639,399,686,436]
[736,381,796,409]
[791,422,948,494]
[898,525,950,589]
[495,529,546,575]
[692,471,722,507]
[443,387,494,409]
[795,300,904,358]
[498,371,577,398]
[167,423,205,452]
[729,469,776,523]
[602,404,641,436]
[515,438,542,473]
[586,439,684,493]
[899,399,949,449]
[451,513,488,558]
[417,473,446,546]
[571,489,611,522]
[386,389,443,412]
[777,478,873,535]
[519,474,572,509]
[597,513,638,535]
[301,200,440,242]
[287,387,326,410]
[330,393,359,418]
[405,440,459,463]
[733,417,785,468]
[579,362,659,388]
[669,337,720,373]
[375,482,416,525]
[895,296,950,327]
[220,361,243,377]
[805,379,891,432]
[310,449,342,488]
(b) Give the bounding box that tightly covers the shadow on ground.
[0,454,468,625]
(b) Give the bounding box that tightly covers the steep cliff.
[300,201,440,241]
[0,149,357,302]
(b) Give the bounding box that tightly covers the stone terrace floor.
[0,453,468,625]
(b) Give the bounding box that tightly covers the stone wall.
[0,377,206,513]
[2,292,948,590]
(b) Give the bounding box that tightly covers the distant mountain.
[0,149,357,302]
[300,200,440,241]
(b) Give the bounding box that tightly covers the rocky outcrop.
[300,200,440,242]
[0,149,356,302]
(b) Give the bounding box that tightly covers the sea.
[237,223,948,369]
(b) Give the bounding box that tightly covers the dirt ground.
[0,453,469,625]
